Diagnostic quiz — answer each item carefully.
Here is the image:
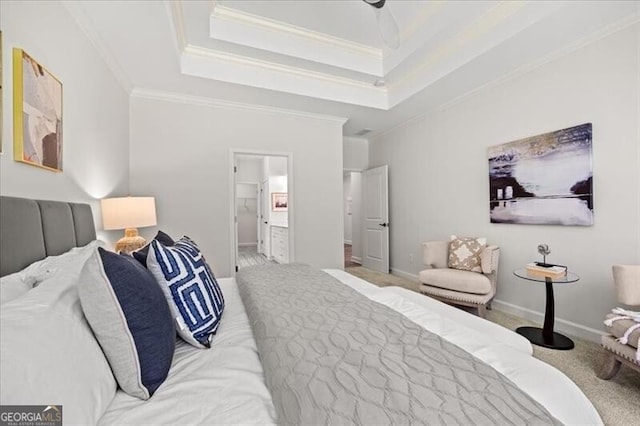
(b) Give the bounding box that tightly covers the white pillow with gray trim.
[0,252,117,425]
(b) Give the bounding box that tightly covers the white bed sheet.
[99,278,276,426]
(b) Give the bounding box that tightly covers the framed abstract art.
[488,123,593,226]
[13,48,63,171]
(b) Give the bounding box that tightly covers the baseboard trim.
[492,299,605,344]
[350,256,362,265]
[238,243,258,247]
[390,268,420,282]
[344,240,352,245]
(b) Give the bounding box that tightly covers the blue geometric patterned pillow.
[147,237,225,348]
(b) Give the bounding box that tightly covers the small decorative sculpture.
[537,244,552,267]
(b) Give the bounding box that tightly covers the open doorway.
[343,170,363,268]
[232,152,292,272]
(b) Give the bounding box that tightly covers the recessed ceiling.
[63,0,639,137]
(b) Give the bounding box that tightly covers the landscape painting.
[488,123,593,226]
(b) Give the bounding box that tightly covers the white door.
[260,180,270,257]
[255,184,262,254]
[362,165,389,273]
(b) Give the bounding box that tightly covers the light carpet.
[345,266,640,426]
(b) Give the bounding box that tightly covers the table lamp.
[101,196,157,254]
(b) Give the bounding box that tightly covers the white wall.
[343,137,369,171]
[343,173,352,243]
[130,96,344,277]
[236,156,262,182]
[0,1,129,239]
[369,24,640,339]
[264,156,287,178]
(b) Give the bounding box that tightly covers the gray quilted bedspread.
[236,264,562,426]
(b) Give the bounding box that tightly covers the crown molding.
[130,88,349,124]
[211,5,382,58]
[181,45,388,108]
[166,0,187,53]
[389,1,528,95]
[435,12,640,113]
[169,0,387,107]
[372,12,640,142]
[61,1,133,93]
[183,45,385,92]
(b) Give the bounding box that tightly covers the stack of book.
[525,263,567,279]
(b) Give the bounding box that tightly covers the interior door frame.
[229,149,294,275]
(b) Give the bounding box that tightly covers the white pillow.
[26,240,107,283]
[0,240,117,425]
[0,273,34,305]
[0,240,105,305]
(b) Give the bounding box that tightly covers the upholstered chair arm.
[422,241,449,269]
[612,265,640,305]
[481,245,500,274]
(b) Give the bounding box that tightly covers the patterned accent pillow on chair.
[147,237,225,348]
[448,235,487,273]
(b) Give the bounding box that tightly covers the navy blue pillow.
[133,230,176,267]
[79,247,175,399]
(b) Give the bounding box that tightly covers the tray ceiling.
[63,0,639,136]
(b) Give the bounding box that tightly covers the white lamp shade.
[101,197,157,230]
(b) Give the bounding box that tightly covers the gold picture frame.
[13,48,63,171]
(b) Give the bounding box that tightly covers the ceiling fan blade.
[374,6,400,49]
[363,0,400,49]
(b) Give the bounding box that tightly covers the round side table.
[513,268,579,350]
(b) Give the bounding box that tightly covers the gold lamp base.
[115,228,147,254]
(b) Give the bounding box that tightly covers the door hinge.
[234,166,237,173]
[235,265,239,272]
[234,216,237,223]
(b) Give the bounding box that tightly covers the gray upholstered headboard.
[0,196,97,277]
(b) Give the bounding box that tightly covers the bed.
[0,196,602,425]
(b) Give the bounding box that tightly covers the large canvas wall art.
[488,123,593,226]
[13,48,63,172]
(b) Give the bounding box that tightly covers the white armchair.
[419,240,500,318]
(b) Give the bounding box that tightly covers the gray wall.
[130,95,345,277]
[0,1,130,242]
[369,24,640,340]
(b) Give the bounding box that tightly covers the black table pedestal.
[516,326,574,350]
[516,277,575,350]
